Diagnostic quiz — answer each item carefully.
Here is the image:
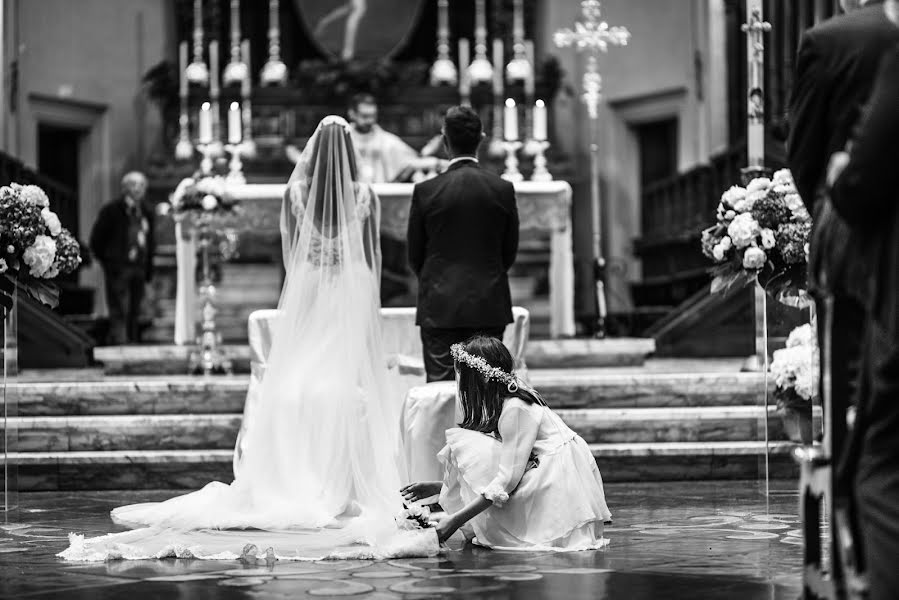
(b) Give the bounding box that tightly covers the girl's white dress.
[439,397,611,551]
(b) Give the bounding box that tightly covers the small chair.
[234,307,530,480]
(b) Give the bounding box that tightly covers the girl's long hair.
[456,336,546,437]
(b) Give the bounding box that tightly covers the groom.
[407,106,519,382]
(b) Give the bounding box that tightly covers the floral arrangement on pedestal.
[769,323,818,444]
[702,168,812,306]
[0,183,82,314]
[166,175,240,217]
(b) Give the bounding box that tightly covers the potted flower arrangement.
[0,183,82,315]
[702,168,812,306]
[769,323,818,444]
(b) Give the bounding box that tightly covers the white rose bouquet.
[0,183,83,314]
[702,169,812,305]
[769,324,818,410]
[164,174,240,220]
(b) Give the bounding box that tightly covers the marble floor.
[0,481,804,599]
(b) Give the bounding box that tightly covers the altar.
[174,180,575,341]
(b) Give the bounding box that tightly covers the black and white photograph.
[1,1,897,599]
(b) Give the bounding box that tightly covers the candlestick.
[506,0,531,84]
[530,141,552,182]
[199,101,213,144]
[492,39,504,97]
[186,0,209,84]
[468,0,493,84]
[459,39,471,104]
[533,99,547,141]
[261,0,287,85]
[501,141,523,182]
[430,0,457,85]
[224,0,249,85]
[504,98,518,142]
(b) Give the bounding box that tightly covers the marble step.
[94,335,651,375]
[4,406,821,452]
[4,442,800,490]
[9,372,769,417]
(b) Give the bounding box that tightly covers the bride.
[60,116,436,561]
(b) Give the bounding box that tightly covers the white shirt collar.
[447,156,479,166]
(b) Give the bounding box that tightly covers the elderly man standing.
[89,171,155,344]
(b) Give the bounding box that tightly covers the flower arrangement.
[164,175,240,218]
[769,324,818,410]
[702,169,812,305]
[0,183,82,313]
[395,504,433,531]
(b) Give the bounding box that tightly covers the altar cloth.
[173,181,574,344]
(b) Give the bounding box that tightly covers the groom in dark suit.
[407,106,519,382]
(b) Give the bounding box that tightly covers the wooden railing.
[0,150,80,239]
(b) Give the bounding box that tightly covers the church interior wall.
[4,0,174,311]
[537,0,727,314]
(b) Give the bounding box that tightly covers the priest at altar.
[286,94,444,184]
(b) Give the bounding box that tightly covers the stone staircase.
[2,366,815,491]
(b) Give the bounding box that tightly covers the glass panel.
[2,290,18,513]
[755,284,820,496]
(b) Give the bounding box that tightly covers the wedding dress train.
[59,116,438,561]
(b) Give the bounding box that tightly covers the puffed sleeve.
[482,399,542,508]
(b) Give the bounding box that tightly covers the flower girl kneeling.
[402,336,612,551]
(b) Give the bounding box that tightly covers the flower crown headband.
[451,343,519,393]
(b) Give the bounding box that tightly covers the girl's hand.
[400,481,442,503]
[436,515,460,543]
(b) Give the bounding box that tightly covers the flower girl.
[402,336,611,551]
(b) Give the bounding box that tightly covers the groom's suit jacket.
[787,0,899,297]
[407,160,519,329]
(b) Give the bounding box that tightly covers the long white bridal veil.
[60,116,416,561]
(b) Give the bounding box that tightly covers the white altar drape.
[173,181,576,342]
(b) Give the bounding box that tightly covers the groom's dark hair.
[443,106,483,156]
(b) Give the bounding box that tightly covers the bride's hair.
[455,336,545,436]
[306,121,360,227]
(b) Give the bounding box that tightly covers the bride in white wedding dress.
[60,116,438,561]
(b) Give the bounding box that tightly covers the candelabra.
[189,219,233,376]
[555,0,630,338]
[197,142,220,176]
[501,141,524,182]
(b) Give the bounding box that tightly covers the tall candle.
[209,40,220,97]
[228,101,242,143]
[524,40,535,98]
[492,39,503,97]
[199,101,213,143]
[458,39,470,99]
[179,41,188,98]
[533,99,547,141]
[504,98,518,141]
